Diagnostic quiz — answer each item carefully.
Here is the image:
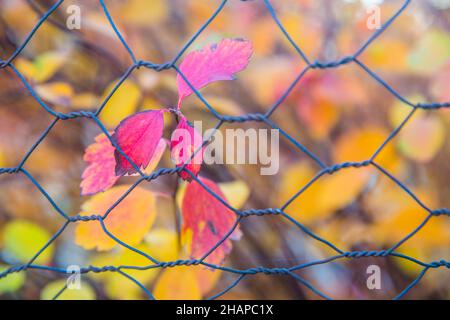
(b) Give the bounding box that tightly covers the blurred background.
[0,0,449,299]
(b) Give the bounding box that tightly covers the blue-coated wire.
[0,0,448,301]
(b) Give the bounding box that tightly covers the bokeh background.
[0,0,449,299]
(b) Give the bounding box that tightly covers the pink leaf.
[143,138,168,174]
[81,133,118,196]
[182,177,242,264]
[126,138,168,176]
[170,116,204,181]
[113,110,165,175]
[177,38,253,108]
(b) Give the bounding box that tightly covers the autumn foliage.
[0,0,448,300]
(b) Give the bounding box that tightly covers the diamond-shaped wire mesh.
[0,0,448,300]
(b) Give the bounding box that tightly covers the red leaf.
[177,38,253,108]
[81,133,118,196]
[181,177,242,264]
[113,110,164,175]
[170,116,204,181]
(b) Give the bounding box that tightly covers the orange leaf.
[75,185,156,251]
[297,97,339,140]
[278,162,368,224]
[333,126,397,170]
[154,268,201,300]
[193,267,222,295]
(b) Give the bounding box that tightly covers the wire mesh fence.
[0,0,449,300]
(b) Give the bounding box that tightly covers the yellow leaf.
[41,280,95,300]
[364,39,409,72]
[388,98,445,162]
[99,80,142,128]
[90,229,178,299]
[333,126,398,170]
[398,114,445,163]
[278,162,368,224]
[378,207,449,247]
[389,101,414,128]
[319,169,369,214]
[154,268,201,300]
[0,265,25,294]
[144,228,179,262]
[277,162,335,224]
[369,185,449,247]
[91,244,159,300]
[388,95,425,128]
[75,185,156,251]
[392,246,424,277]
[193,267,222,296]
[366,179,450,256]
[15,58,36,81]
[0,148,6,167]
[278,161,314,210]
[277,126,400,224]
[2,220,54,265]
[35,82,74,107]
[175,181,187,210]
[72,92,99,109]
[16,52,67,83]
[219,180,250,209]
